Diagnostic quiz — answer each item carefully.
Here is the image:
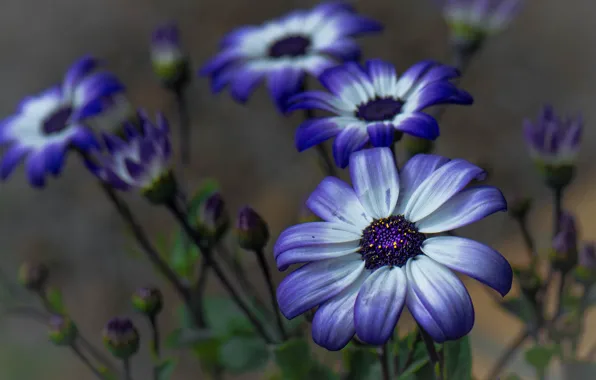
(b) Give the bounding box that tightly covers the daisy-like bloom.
[93,111,175,204]
[198,2,382,112]
[274,147,511,350]
[0,56,127,187]
[288,59,473,168]
[151,23,190,89]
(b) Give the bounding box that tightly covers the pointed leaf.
[524,346,554,372]
[443,336,472,380]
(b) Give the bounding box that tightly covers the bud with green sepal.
[151,23,190,91]
[48,315,78,346]
[103,317,140,360]
[236,206,270,251]
[132,287,163,318]
[550,211,579,273]
[195,192,230,243]
[18,260,49,292]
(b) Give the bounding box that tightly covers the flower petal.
[26,152,48,188]
[276,241,360,271]
[416,186,507,233]
[404,159,485,222]
[277,254,365,319]
[395,60,436,98]
[354,266,407,345]
[367,123,395,147]
[0,145,30,180]
[229,65,266,103]
[287,91,353,114]
[63,56,98,97]
[318,39,361,62]
[43,143,67,176]
[198,48,245,75]
[403,82,472,113]
[295,118,343,152]
[319,64,372,106]
[393,112,440,140]
[307,176,371,228]
[365,59,397,98]
[349,147,400,219]
[267,67,305,113]
[332,126,369,169]
[421,236,513,297]
[406,255,474,342]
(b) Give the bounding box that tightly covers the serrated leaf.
[443,336,472,380]
[218,336,270,373]
[525,346,554,372]
[45,287,66,314]
[501,296,537,324]
[155,358,177,380]
[165,328,213,349]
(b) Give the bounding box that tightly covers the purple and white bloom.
[0,56,126,187]
[524,105,582,167]
[198,2,382,112]
[288,59,473,168]
[274,147,511,350]
[151,23,189,87]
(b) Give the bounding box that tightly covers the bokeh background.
[0,0,594,379]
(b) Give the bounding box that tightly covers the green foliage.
[203,296,259,337]
[443,336,472,380]
[343,346,381,380]
[273,338,313,380]
[154,358,177,380]
[525,345,555,376]
[44,287,66,314]
[165,328,213,348]
[504,374,522,380]
[218,336,270,373]
[500,296,538,325]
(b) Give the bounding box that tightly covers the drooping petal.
[25,152,48,188]
[354,267,407,345]
[332,126,369,168]
[276,254,365,319]
[406,255,474,342]
[267,66,305,113]
[229,65,266,103]
[416,186,507,233]
[349,147,400,219]
[392,112,440,140]
[404,159,485,222]
[295,118,343,152]
[421,236,513,297]
[0,145,30,180]
[306,176,371,228]
[43,142,67,176]
[367,123,395,147]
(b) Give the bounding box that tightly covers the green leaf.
[561,360,596,378]
[343,347,380,380]
[155,358,177,380]
[273,338,313,379]
[169,229,200,279]
[165,328,214,349]
[307,363,340,380]
[283,314,305,335]
[396,330,427,371]
[501,296,537,324]
[204,296,257,337]
[218,336,270,373]
[187,179,220,218]
[443,336,472,380]
[524,346,554,372]
[45,287,66,314]
[503,374,522,380]
[192,337,223,369]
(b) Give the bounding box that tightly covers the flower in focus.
[151,23,190,89]
[132,287,163,318]
[103,317,140,359]
[236,206,270,251]
[48,315,78,346]
[199,2,382,112]
[92,112,175,204]
[288,59,473,168]
[551,211,578,271]
[0,56,127,187]
[274,147,511,350]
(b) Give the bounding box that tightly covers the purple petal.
[25,152,47,188]
[319,39,361,62]
[404,82,472,113]
[229,65,266,103]
[0,145,30,180]
[0,116,20,145]
[365,59,397,97]
[421,236,513,297]
[124,158,144,180]
[349,147,400,218]
[101,167,131,191]
[276,240,360,272]
[139,139,156,163]
[219,26,260,49]
[295,118,343,152]
[43,143,67,176]
[420,64,461,83]
[306,176,371,228]
[319,64,371,102]
[406,255,475,343]
[63,56,98,95]
[332,127,369,168]
[198,49,245,76]
[416,186,507,233]
[70,128,100,151]
[102,133,127,154]
[329,14,384,37]
[287,91,351,114]
[396,60,436,98]
[311,1,355,18]
[393,112,440,140]
[367,123,395,147]
[404,158,485,222]
[354,267,407,345]
[276,255,365,319]
[266,67,305,113]
[74,73,125,109]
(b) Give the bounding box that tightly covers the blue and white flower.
[274,147,511,350]
[439,0,523,38]
[0,56,126,187]
[198,1,382,112]
[288,59,473,168]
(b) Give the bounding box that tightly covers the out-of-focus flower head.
[236,206,270,251]
[199,2,383,112]
[131,287,163,318]
[551,211,579,271]
[102,317,140,359]
[48,315,78,346]
[196,192,230,242]
[0,56,130,187]
[151,23,190,90]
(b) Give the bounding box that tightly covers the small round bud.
[550,211,579,272]
[132,287,163,318]
[403,135,434,158]
[151,23,190,90]
[196,192,230,242]
[48,315,78,346]
[508,195,532,220]
[236,207,269,251]
[18,261,49,292]
[102,317,140,359]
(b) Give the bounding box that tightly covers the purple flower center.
[268,36,311,58]
[356,97,404,122]
[358,215,424,270]
[42,106,73,135]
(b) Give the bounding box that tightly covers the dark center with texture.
[358,215,425,270]
[268,35,311,58]
[356,97,404,122]
[42,106,73,135]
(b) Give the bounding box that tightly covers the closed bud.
[236,206,269,251]
[550,211,578,272]
[131,287,163,318]
[48,315,78,346]
[151,23,190,90]
[102,317,140,359]
[18,260,49,292]
[196,192,230,242]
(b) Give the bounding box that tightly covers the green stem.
[516,216,536,260]
[419,326,442,380]
[71,343,106,380]
[485,328,531,380]
[215,245,266,309]
[255,249,287,340]
[174,86,191,167]
[123,358,132,380]
[399,330,421,373]
[149,315,161,363]
[380,342,395,380]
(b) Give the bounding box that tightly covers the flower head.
[102,317,140,359]
[288,59,473,168]
[196,192,230,242]
[48,315,78,346]
[0,56,127,187]
[132,287,163,318]
[274,148,511,350]
[199,2,382,112]
[93,112,175,203]
[236,206,270,251]
[151,23,190,89]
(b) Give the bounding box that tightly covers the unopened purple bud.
[579,243,596,269]
[102,317,140,359]
[151,23,190,90]
[551,211,578,270]
[131,287,163,317]
[197,192,230,241]
[48,315,78,346]
[236,206,269,251]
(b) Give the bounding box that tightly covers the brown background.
[0,0,594,379]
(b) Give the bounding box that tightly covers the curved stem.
[149,315,161,362]
[485,328,531,380]
[71,343,106,380]
[516,216,536,260]
[255,249,287,340]
[419,326,442,380]
[380,342,395,380]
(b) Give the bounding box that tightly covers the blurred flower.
[236,206,270,251]
[18,260,49,292]
[275,148,511,350]
[574,242,596,284]
[92,112,176,204]
[196,192,230,242]
[131,287,163,318]
[48,315,78,346]
[551,211,578,271]
[0,56,127,187]
[198,2,382,112]
[151,23,190,89]
[287,59,473,168]
[524,105,582,188]
[102,317,140,359]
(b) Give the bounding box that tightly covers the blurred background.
[0,0,594,379]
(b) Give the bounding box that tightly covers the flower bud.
[151,23,190,90]
[550,211,578,272]
[236,206,269,251]
[508,195,532,220]
[102,317,140,359]
[48,315,78,346]
[574,243,596,285]
[196,192,230,242]
[131,287,163,318]
[18,260,49,292]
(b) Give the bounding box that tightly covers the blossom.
[0,56,126,187]
[274,147,511,350]
[198,2,382,112]
[288,59,473,168]
[151,23,190,89]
